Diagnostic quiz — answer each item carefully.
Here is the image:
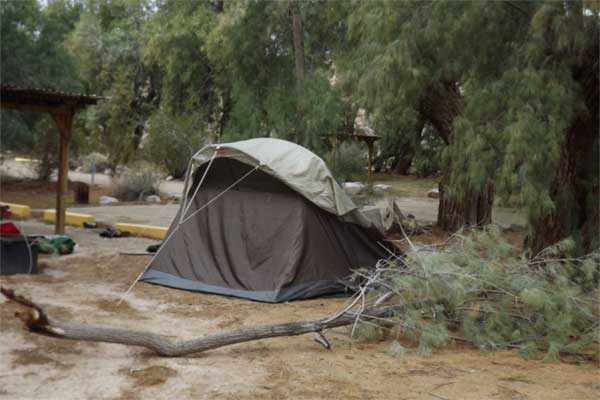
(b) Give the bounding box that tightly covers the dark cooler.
[0,236,38,275]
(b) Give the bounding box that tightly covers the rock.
[427,187,440,199]
[342,182,365,196]
[165,175,174,181]
[506,223,524,233]
[99,195,119,205]
[145,195,161,203]
[373,184,392,194]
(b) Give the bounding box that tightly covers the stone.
[373,184,392,194]
[145,195,161,203]
[427,187,440,199]
[342,182,365,196]
[99,196,119,205]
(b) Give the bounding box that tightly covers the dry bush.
[112,164,161,201]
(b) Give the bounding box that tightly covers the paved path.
[69,199,524,229]
[2,158,525,228]
[69,204,180,227]
[1,159,185,198]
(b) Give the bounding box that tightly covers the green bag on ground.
[36,236,76,255]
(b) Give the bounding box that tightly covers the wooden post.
[52,113,73,235]
[367,139,374,182]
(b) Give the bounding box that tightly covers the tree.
[67,0,158,169]
[338,1,598,253]
[444,1,599,254]
[339,1,532,230]
[205,0,347,154]
[0,0,83,155]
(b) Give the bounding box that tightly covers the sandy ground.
[9,220,159,257]
[0,227,597,400]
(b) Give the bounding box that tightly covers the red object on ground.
[1,206,11,218]
[0,222,21,236]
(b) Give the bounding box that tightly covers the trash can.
[0,236,38,275]
[73,181,90,204]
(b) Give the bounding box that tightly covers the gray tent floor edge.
[140,269,349,303]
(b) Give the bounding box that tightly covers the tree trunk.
[418,81,494,231]
[437,176,494,231]
[392,154,413,175]
[529,44,599,254]
[289,0,305,143]
[1,287,405,358]
[290,1,305,88]
[418,82,462,146]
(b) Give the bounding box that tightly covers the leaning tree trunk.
[419,81,494,230]
[529,44,599,255]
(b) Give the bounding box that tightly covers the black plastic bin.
[0,236,38,275]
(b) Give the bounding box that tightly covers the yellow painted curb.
[0,202,32,218]
[43,209,95,227]
[114,223,167,240]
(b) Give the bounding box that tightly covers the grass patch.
[503,372,533,383]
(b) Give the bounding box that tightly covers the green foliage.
[410,124,444,178]
[325,141,365,183]
[1,0,83,152]
[385,341,408,360]
[142,0,222,125]
[78,152,111,174]
[67,0,158,167]
[206,0,347,152]
[354,227,599,360]
[32,117,60,181]
[1,0,596,253]
[337,0,598,251]
[143,110,207,178]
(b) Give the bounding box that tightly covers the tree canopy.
[1,0,597,254]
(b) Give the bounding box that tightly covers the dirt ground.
[0,177,114,210]
[0,166,594,399]
[1,248,598,400]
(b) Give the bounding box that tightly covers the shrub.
[32,118,59,181]
[78,152,111,173]
[325,141,366,183]
[112,164,161,201]
[143,110,206,178]
[410,124,444,177]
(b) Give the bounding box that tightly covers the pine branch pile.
[343,227,599,360]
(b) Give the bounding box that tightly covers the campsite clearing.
[0,224,597,399]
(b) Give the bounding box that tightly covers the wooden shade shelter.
[1,84,103,234]
[328,132,380,180]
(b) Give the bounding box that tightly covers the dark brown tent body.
[141,155,387,302]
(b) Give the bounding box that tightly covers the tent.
[140,138,388,302]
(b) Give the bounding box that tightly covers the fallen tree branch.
[1,287,403,357]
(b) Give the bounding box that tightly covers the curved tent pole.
[180,148,218,223]
[178,157,195,222]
